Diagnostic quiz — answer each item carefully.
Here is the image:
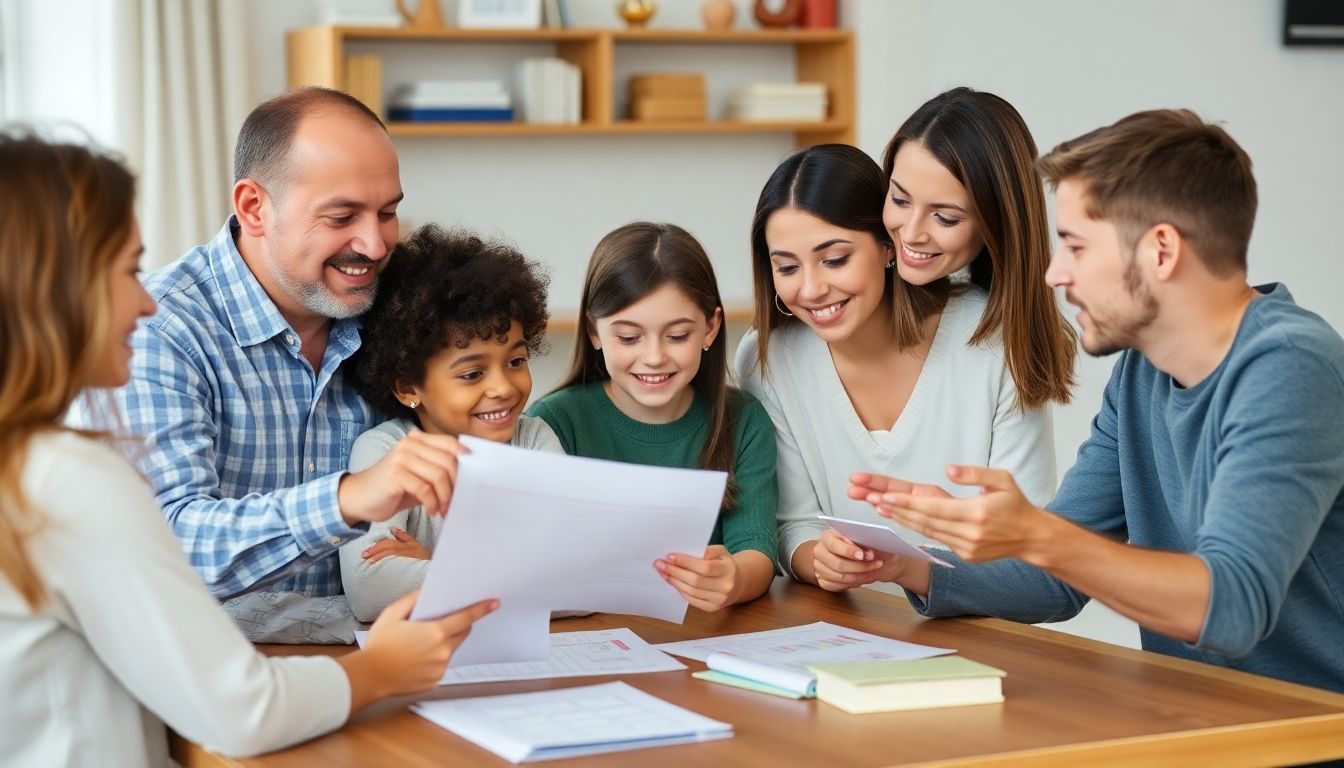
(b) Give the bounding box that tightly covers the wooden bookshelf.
[286,25,854,146]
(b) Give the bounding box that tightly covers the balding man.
[112,87,463,640]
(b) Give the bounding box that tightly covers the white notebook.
[412,681,733,763]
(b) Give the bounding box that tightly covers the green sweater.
[529,382,778,561]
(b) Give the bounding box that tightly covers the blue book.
[387,107,515,123]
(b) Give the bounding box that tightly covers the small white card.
[818,516,954,568]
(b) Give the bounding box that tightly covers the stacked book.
[810,656,1007,714]
[344,55,383,118]
[387,80,514,123]
[728,82,829,122]
[628,73,706,123]
[515,57,582,124]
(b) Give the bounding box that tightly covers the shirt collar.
[206,217,295,348]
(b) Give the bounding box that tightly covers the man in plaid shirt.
[109,88,464,641]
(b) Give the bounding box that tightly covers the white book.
[734,82,828,99]
[391,93,513,109]
[404,79,509,96]
[412,682,733,763]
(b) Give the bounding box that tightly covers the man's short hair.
[1037,109,1256,276]
[232,86,386,188]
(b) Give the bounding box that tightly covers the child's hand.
[362,527,432,564]
[812,529,900,592]
[654,545,739,612]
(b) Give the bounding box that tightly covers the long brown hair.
[882,87,1075,409]
[557,222,740,508]
[0,131,136,611]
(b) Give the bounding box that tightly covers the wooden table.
[171,580,1344,767]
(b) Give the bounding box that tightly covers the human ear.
[233,180,269,238]
[703,306,724,348]
[586,313,602,351]
[392,381,423,409]
[1149,223,1182,282]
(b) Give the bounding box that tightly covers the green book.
[807,656,1006,714]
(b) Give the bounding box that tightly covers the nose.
[352,214,392,261]
[139,282,158,319]
[483,367,519,399]
[1045,248,1071,288]
[902,214,930,245]
[641,338,669,367]
[799,264,828,302]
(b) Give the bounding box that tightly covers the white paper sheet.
[411,436,727,666]
[818,515,955,567]
[354,628,686,684]
[411,681,733,763]
[655,621,954,668]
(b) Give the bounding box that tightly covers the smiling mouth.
[804,300,847,320]
[332,264,372,277]
[633,373,674,385]
[472,405,514,423]
[902,243,940,261]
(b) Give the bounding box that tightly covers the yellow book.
[809,656,1006,714]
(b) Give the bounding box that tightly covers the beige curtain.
[117,0,251,268]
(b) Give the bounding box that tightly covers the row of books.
[515,57,582,124]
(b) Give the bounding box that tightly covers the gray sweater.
[913,284,1344,693]
[338,416,563,622]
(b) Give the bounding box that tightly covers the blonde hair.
[0,131,136,611]
[1037,109,1256,277]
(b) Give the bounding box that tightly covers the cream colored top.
[0,432,350,766]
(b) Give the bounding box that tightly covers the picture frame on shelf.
[458,0,543,29]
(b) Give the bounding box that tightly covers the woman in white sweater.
[733,89,1077,592]
[0,133,496,766]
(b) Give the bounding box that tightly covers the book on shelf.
[343,55,383,118]
[388,107,516,122]
[629,72,706,100]
[728,81,828,122]
[515,57,581,124]
[542,0,571,28]
[733,81,828,100]
[630,97,706,122]
[388,79,513,123]
[809,656,1007,714]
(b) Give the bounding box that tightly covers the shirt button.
[326,536,341,547]
[307,461,316,473]
[285,334,295,345]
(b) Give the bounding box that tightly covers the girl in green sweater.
[529,222,779,612]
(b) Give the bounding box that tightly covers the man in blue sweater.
[844,109,1344,693]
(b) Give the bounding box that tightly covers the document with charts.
[355,628,685,684]
[411,681,733,763]
[410,436,726,667]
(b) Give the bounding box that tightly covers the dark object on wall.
[1284,0,1344,45]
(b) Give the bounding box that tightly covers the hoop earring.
[774,294,794,317]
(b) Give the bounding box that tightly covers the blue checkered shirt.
[113,219,376,599]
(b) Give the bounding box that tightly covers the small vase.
[799,0,836,28]
[701,0,736,31]
[618,0,657,28]
[753,0,802,29]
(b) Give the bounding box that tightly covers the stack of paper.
[388,80,513,123]
[728,82,828,122]
[515,57,582,124]
[810,656,1007,714]
[355,628,686,685]
[657,621,954,699]
[412,682,733,763]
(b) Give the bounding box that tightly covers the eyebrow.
[769,238,853,259]
[448,338,529,367]
[891,179,968,214]
[608,317,697,329]
[317,191,405,211]
[1057,228,1082,240]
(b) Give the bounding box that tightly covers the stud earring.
[702,345,711,352]
[408,401,418,409]
[886,257,896,268]
[774,294,795,317]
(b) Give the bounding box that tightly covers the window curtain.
[120,0,252,268]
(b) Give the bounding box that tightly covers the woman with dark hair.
[0,132,496,766]
[734,88,1075,593]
